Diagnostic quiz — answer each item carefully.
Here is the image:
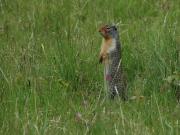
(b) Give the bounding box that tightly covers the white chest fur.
[107,38,116,53]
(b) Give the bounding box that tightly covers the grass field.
[0,0,180,134]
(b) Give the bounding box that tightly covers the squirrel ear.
[112,22,120,31]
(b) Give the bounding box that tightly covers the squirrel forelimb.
[99,38,112,64]
[99,53,109,63]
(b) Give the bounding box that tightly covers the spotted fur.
[99,24,127,100]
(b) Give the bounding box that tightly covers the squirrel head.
[98,24,118,39]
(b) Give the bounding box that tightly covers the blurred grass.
[0,0,180,134]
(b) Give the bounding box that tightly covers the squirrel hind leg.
[110,86,128,101]
[109,91,116,99]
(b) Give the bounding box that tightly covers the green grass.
[0,0,180,134]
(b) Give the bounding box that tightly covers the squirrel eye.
[114,27,117,31]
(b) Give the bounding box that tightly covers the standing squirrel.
[98,24,127,100]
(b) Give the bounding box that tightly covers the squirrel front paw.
[99,56,103,63]
[99,54,107,63]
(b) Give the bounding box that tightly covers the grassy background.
[0,0,180,134]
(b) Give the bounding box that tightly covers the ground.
[0,0,180,134]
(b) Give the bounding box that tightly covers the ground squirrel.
[98,24,127,100]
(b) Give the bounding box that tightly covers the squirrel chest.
[99,38,116,64]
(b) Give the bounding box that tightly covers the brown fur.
[98,26,113,64]
[99,38,112,63]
